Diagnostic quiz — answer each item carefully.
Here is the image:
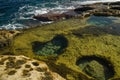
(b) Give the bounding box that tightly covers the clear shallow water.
[85,16,120,36]
[0,0,120,30]
[87,16,120,27]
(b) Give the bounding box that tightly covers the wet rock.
[74,6,94,14]
[110,6,120,10]
[33,1,120,22]
[76,56,114,80]
[83,60,105,80]
[93,9,120,17]
[33,10,76,22]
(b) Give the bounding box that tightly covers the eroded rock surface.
[0,30,21,48]
[33,2,120,21]
[0,55,65,80]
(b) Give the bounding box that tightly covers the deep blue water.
[0,0,119,29]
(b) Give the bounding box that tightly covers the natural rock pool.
[76,56,114,80]
[87,16,120,27]
[32,35,68,56]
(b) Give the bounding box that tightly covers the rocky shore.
[33,1,120,21]
[0,30,21,48]
[0,1,120,80]
[0,55,65,80]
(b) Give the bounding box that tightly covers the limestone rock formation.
[0,55,65,80]
[0,30,21,48]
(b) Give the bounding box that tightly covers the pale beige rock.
[0,55,65,80]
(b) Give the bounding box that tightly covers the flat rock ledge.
[0,55,65,80]
[33,1,120,21]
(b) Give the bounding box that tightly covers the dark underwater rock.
[32,35,68,56]
[83,60,105,80]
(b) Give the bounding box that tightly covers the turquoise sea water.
[0,0,119,29]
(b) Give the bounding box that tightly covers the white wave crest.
[0,23,27,30]
[73,0,120,5]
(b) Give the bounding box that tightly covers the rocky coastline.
[33,1,120,21]
[0,1,120,80]
[1,1,120,49]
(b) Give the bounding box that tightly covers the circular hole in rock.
[32,35,68,56]
[76,56,114,80]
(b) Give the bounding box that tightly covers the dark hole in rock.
[36,67,45,72]
[25,64,31,68]
[32,62,39,66]
[22,69,31,77]
[110,7,120,10]
[6,61,15,68]
[74,7,94,14]
[76,56,114,80]
[8,70,17,75]
[32,35,68,56]
[16,60,26,66]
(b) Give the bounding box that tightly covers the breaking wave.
[0,0,119,30]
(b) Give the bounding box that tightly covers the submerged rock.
[32,35,68,56]
[0,55,65,80]
[83,60,105,80]
[76,56,114,80]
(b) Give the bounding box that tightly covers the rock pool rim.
[76,55,115,80]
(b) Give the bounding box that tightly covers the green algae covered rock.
[82,60,105,80]
[2,18,120,80]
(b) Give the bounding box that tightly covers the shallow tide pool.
[87,16,120,27]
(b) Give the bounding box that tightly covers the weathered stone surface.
[0,55,65,80]
[74,6,94,14]
[0,30,21,48]
[33,11,77,22]
[33,1,120,21]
